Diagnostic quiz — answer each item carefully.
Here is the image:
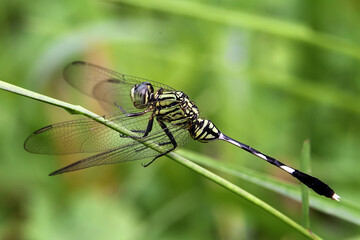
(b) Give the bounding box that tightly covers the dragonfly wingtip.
[49,170,60,176]
[332,193,341,201]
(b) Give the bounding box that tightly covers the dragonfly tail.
[218,133,340,201]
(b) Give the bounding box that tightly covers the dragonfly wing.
[25,105,191,155]
[49,125,191,175]
[63,61,176,113]
[24,112,152,154]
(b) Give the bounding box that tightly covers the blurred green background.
[1,0,359,239]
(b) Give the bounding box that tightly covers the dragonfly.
[24,61,340,201]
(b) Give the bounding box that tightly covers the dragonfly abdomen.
[189,119,221,142]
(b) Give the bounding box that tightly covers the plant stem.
[301,140,311,229]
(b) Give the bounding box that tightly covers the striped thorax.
[130,82,221,142]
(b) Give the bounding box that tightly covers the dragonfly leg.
[114,102,149,117]
[120,116,155,139]
[142,116,154,137]
[114,101,155,138]
[142,120,177,167]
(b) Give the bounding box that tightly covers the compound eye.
[137,85,149,101]
[130,82,153,109]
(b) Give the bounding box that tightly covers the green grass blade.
[301,140,311,229]
[113,0,360,60]
[247,69,360,115]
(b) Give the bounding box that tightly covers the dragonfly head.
[130,82,154,109]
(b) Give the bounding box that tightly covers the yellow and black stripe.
[189,119,220,142]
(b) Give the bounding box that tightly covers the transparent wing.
[63,61,176,113]
[24,112,148,154]
[24,107,191,155]
[48,126,191,175]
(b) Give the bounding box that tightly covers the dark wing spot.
[107,78,121,83]
[71,61,86,66]
[34,125,53,134]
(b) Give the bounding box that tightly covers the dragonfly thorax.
[153,90,198,127]
[178,93,199,122]
[130,82,154,109]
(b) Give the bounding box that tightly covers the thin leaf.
[301,140,311,229]
[113,0,360,60]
